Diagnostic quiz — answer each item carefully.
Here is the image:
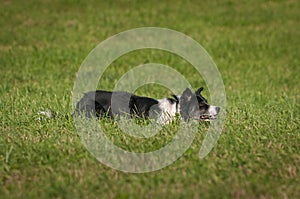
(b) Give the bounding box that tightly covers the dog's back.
[75,90,159,118]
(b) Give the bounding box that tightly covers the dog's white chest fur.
[156,98,177,124]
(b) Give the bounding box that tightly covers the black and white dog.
[74,87,220,124]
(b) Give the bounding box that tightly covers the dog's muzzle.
[200,106,220,121]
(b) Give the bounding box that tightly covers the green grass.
[1,0,299,198]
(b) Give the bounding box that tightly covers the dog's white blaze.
[157,98,177,124]
[208,106,219,116]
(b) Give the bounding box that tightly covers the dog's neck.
[156,96,180,124]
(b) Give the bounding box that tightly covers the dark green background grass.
[0,0,299,198]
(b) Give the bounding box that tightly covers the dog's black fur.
[75,90,159,118]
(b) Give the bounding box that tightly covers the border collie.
[74,87,220,124]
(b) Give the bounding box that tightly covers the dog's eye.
[199,102,207,107]
[199,101,210,110]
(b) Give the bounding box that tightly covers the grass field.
[1,0,299,198]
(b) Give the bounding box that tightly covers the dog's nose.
[216,107,220,113]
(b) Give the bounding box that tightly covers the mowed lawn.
[0,0,299,198]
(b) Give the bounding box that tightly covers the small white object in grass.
[37,109,54,120]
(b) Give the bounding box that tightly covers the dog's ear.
[181,88,193,102]
[195,87,204,95]
[179,88,200,121]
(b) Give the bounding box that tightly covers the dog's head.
[177,87,220,122]
[195,87,220,121]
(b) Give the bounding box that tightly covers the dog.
[74,87,220,124]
